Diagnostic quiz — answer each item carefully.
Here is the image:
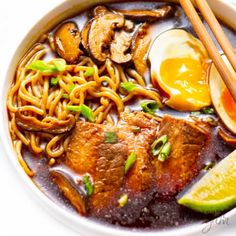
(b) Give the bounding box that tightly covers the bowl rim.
[1,1,236,236]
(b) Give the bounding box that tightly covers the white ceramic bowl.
[1,1,236,236]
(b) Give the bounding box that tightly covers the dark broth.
[23,1,236,231]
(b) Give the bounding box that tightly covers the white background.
[0,1,236,236]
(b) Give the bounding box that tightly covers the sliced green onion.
[104,132,118,144]
[125,152,136,174]
[204,162,215,171]
[68,83,76,92]
[50,77,59,86]
[132,126,141,133]
[158,142,171,162]
[191,111,201,116]
[79,104,95,122]
[62,93,69,99]
[66,105,81,112]
[28,60,66,73]
[53,60,66,72]
[84,67,95,77]
[83,175,93,196]
[203,117,218,126]
[118,194,128,207]
[140,100,159,115]
[151,135,168,156]
[121,81,137,92]
[202,107,215,115]
[66,104,95,122]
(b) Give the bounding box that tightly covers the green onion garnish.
[121,81,137,92]
[66,104,95,122]
[84,67,95,77]
[191,111,201,116]
[158,142,171,162]
[62,94,69,99]
[140,100,159,115]
[50,77,59,86]
[79,104,95,122]
[132,126,141,133]
[66,105,81,112]
[53,60,66,72]
[125,152,136,174]
[202,107,215,115]
[104,132,118,144]
[28,60,66,73]
[151,135,168,156]
[204,162,215,171]
[83,175,93,196]
[68,83,76,92]
[118,194,128,207]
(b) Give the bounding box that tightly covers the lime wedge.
[178,150,236,214]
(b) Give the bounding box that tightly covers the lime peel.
[178,150,236,214]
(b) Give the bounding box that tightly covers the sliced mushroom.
[50,168,87,215]
[110,20,134,64]
[54,22,83,63]
[93,5,110,16]
[132,23,151,76]
[80,19,93,53]
[116,5,175,22]
[88,13,125,63]
[15,109,76,134]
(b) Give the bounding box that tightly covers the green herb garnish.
[66,104,95,122]
[83,175,93,196]
[204,162,216,171]
[132,126,141,133]
[118,194,128,207]
[50,77,59,86]
[28,60,66,73]
[140,100,159,115]
[151,135,168,156]
[121,82,137,92]
[68,83,76,92]
[151,135,171,161]
[53,60,66,72]
[79,104,95,122]
[62,94,69,99]
[191,111,201,116]
[104,132,118,144]
[66,105,81,112]
[158,142,171,162]
[202,107,215,115]
[125,152,136,174]
[84,67,95,77]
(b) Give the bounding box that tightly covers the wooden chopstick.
[179,0,236,102]
[195,0,236,74]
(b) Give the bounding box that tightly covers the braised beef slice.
[91,143,127,210]
[66,121,127,211]
[154,115,209,196]
[118,112,159,192]
[58,112,208,214]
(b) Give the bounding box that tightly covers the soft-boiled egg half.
[149,29,211,111]
[209,54,236,134]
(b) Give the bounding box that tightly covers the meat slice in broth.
[54,112,209,215]
[92,142,127,210]
[154,115,209,197]
[66,121,127,211]
[118,112,159,191]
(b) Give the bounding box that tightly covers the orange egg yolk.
[221,88,236,121]
[160,57,211,111]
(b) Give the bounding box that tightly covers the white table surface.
[0,1,236,236]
